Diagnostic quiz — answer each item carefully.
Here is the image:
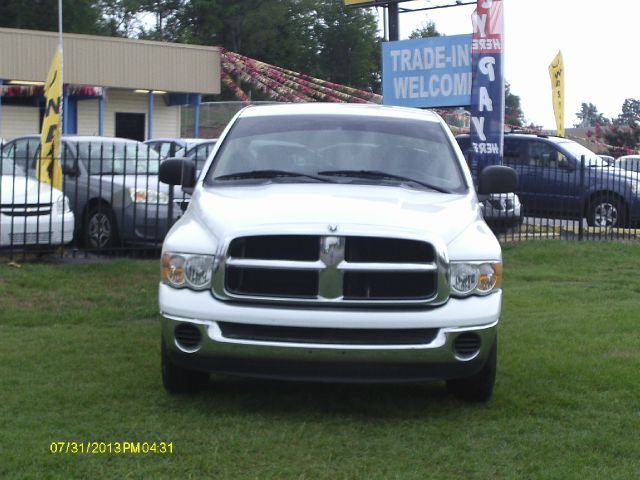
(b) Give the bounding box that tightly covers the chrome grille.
[10,232,53,244]
[212,235,449,306]
[1,203,53,217]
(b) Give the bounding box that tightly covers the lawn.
[1,241,639,479]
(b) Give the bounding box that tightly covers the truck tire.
[588,195,625,228]
[446,338,497,402]
[161,339,208,394]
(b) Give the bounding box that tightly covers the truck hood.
[1,175,62,205]
[188,183,481,245]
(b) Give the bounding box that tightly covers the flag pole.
[58,0,64,135]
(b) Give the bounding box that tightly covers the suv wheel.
[446,338,497,402]
[161,340,208,394]
[588,195,625,227]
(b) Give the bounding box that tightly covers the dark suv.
[457,133,640,227]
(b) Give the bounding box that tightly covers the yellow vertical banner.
[37,47,63,190]
[548,50,564,138]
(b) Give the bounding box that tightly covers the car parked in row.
[0,154,74,247]
[2,135,173,248]
[145,138,199,158]
[145,137,218,171]
[455,137,523,231]
[598,154,615,166]
[457,133,640,228]
[613,155,640,173]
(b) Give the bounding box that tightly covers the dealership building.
[0,27,220,141]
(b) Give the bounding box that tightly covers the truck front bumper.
[159,284,501,383]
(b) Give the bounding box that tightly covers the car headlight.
[450,261,502,297]
[162,253,215,290]
[129,188,169,204]
[55,194,71,214]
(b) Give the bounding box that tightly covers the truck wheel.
[588,195,625,227]
[446,338,497,402]
[161,340,208,394]
[84,205,118,249]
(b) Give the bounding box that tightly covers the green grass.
[1,242,640,479]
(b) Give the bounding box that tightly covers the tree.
[133,0,184,41]
[0,0,107,35]
[574,102,609,128]
[408,19,441,39]
[313,1,379,88]
[167,1,379,91]
[504,82,524,128]
[614,98,640,126]
[602,123,640,156]
[601,98,640,155]
[170,0,321,76]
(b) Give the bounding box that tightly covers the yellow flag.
[37,47,63,190]
[548,51,564,138]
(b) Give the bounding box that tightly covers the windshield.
[0,157,25,176]
[558,141,607,167]
[77,141,161,175]
[204,114,467,193]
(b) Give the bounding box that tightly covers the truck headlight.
[55,194,71,214]
[129,188,169,204]
[450,261,502,297]
[162,253,215,290]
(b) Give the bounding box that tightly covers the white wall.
[77,89,180,138]
[0,88,180,140]
[0,105,40,139]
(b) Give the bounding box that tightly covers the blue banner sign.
[382,34,472,108]
[469,0,504,171]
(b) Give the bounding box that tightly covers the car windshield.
[558,141,606,167]
[0,157,25,176]
[204,114,466,193]
[77,141,161,175]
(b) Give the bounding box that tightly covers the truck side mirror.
[478,165,518,194]
[160,157,196,188]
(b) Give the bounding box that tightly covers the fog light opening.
[453,332,481,361]
[174,323,202,353]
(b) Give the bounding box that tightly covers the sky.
[374,0,638,129]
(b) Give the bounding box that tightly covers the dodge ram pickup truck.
[158,103,517,401]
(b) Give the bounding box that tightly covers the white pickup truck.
[158,103,516,401]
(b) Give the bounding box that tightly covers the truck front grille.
[213,234,448,307]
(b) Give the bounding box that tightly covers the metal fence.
[2,137,640,261]
[478,156,640,243]
[0,138,185,260]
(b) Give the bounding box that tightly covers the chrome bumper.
[160,313,498,383]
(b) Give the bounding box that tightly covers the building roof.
[0,27,220,94]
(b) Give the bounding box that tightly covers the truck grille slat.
[343,271,436,300]
[218,322,439,345]
[226,266,319,298]
[215,235,446,306]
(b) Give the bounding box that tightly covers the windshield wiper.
[214,169,332,183]
[317,169,452,193]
